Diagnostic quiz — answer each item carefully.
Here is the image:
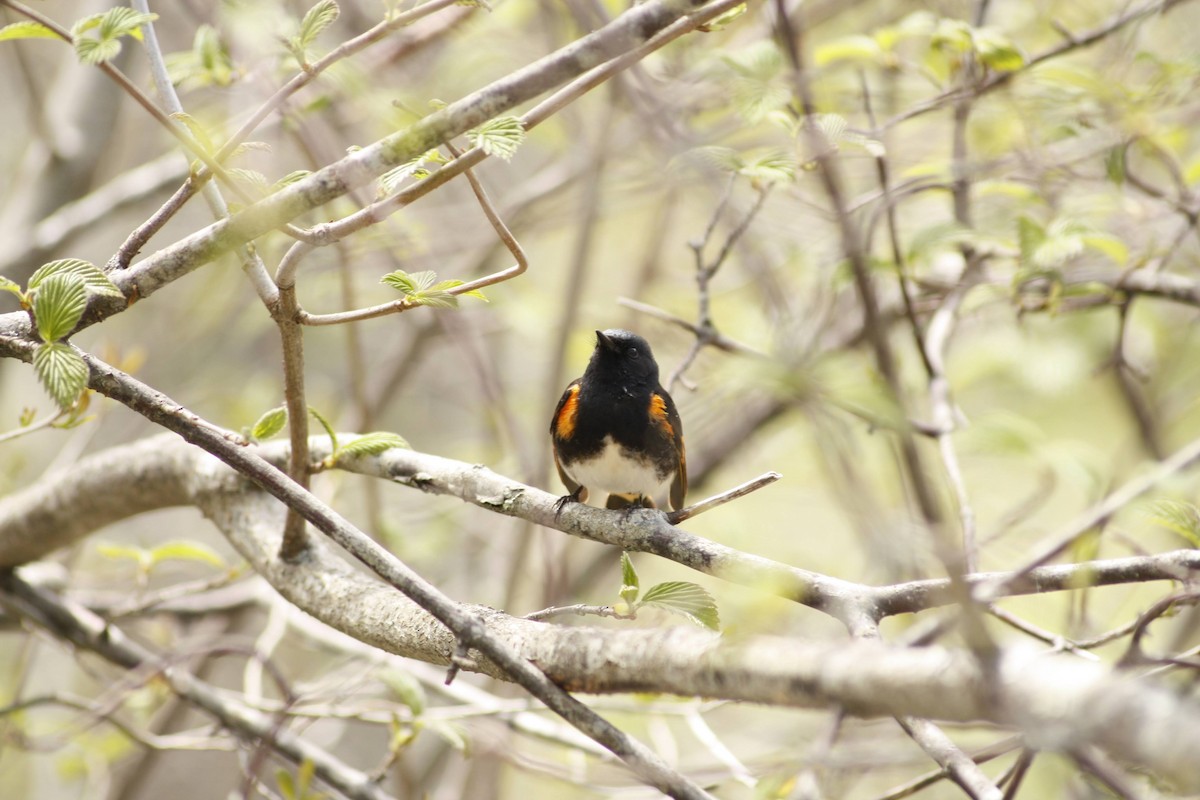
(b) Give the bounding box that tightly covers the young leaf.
[381,269,461,308]
[0,21,59,41]
[1146,500,1200,548]
[28,258,122,298]
[1016,216,1045,266]
[380,669,427,716]
[97,543,150,567]
[739,151,797,184]
[973,27,1024,72]
[168,112,217,157]
[72,8,156,65]
[298,0,339,49]
[619,551,640,605]
[640,581,720,630]
[378,149,445,195]
[272,170,312,192]
[252,406,288,440]
[148,540,226,569]
[336,432,410,460]
[431,279,487,302]
[308,406,338,454]
[381,269,435,295]
[467,116,526,161]
[424,721,468,753]
[34,342,89,410]
[33,275,88,342]
[814,34,882,67]
[0,275,25,303]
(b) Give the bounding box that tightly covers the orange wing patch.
[648,393,674,437]
[554,385,581,439]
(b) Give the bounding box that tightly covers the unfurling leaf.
[28,258,122,298]
[1146,500,1200,548]
[467,116,526,161]
[71,7,157,64]
[336,431,410,460]
[298,0,339,48]
[0,21,59,42]
[380,668,427,716]
[251,406,288,440]
[148,540,227,569]
[619,551,640,605]
[33,342,89,410]
[381,270,481,309]
[308,406,338,453]
[640,581,720,630]
[33,275,88,342]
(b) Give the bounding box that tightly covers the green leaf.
[1081,232,1129,266]
[33,342,89,410]
[739,150,796,184]
[251,406,288,440]
[697,3,746,32]
[381,269,435,295]
[0,21,59,42]
[619,551,640,605]
[272,170,312,191]
[336,432,410,461]
[430,279,487,302]
[640,581,720,630]
[308,406,338,454]
[0,275,24,302]
[1146,500,1200,548]
[33,275,88,342]
[1016,216,1046,266]
[96,7,157,40]
[378,149,446,195]
[683,145,744,173]
[148,540,226,569]
[298,0,339,48]
[424,720,468,753]
[380,669,426,716]
[276,767,296,800]
[973,27,1024,72]
[97,543,149,565]
[229,168,270,194]
[381,269,466,308]
[72,8,156,64]
[28,258,122,298]
[467,116,526,161]
[168,112,217,157]
[814,34,882,67]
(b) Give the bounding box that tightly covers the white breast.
[563,436,669,499]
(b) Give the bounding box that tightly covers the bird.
[550,329,687,512]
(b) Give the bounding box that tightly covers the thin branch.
[975,432,1200,604]
[524,604,629,622]
[0,572,392,800]
[666,471,781,525]
[896,717,1003,800]
[880,0,1192,131]
[57,346,715,800]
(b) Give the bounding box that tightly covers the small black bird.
[550,329,687,511]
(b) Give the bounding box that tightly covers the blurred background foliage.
[2,0,1200,796]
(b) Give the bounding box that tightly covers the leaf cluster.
[1,260,122,410]
[618,553,720,631]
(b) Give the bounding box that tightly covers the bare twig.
[896,717,1003,800]
[666,471,782,525]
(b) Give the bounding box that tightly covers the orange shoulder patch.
[649,393,674,438]
[554,385,581,439]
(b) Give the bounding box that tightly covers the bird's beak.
[595,330,615,351]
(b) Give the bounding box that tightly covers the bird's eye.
[627,347,640,359]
